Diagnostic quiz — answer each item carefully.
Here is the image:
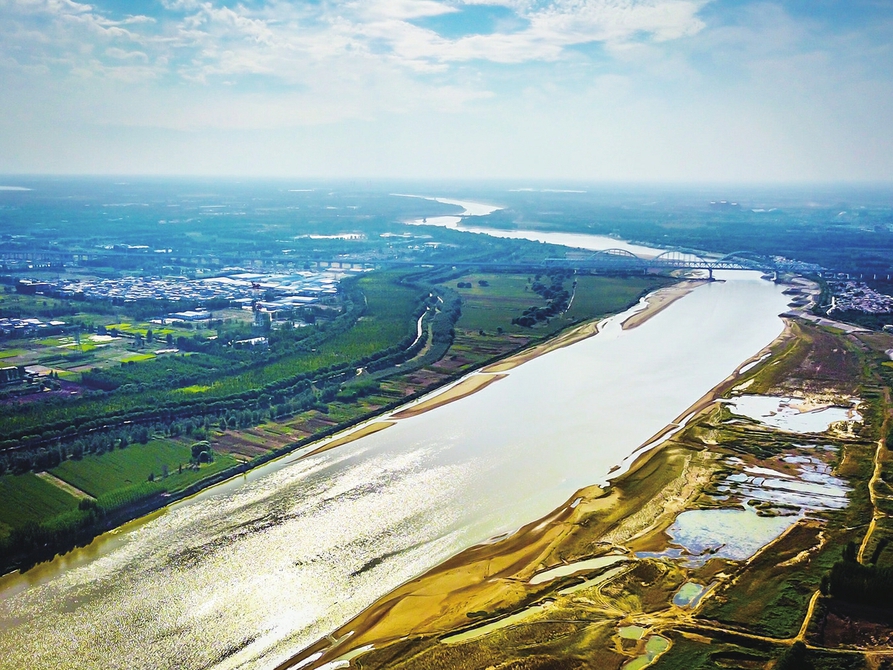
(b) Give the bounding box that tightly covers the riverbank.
[276,316,803,670]
[0,278,676,580]
[621,279,708,330]
[390,374,507,419]
[482,279,704,372]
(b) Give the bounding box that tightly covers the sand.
[621,280,707,330]
[391,374,507,420]
[276,317,800,670]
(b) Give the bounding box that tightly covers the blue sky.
[0,0,891,181]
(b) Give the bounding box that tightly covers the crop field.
[447,272,669,336]
[0,472,80,538]
[564,275,668,321]
[51,439,238,497]
[120,353,156,363]
[446,273,545,334]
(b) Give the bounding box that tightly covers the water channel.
[0,206,793,670]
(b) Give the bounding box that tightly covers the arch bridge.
[545,248,777,279]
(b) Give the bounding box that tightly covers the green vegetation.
[449,273,541,334]
[827,549,893,607]
[119,353,155,363]
[0,270,429,447]
[0,473,80,539]
[449,271,668,336]
[565,275,664,321]
[50,439,237,497]
[652,634,772,670]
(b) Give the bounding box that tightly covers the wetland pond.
[0,263,792,667]
[724,395,861,433]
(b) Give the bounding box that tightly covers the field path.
[35,471,94,500]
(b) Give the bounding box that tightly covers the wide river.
[0,214,793,670]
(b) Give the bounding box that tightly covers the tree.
[146,329,154,344]
[775,642,811,670]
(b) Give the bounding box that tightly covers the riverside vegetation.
[0,267,667,575]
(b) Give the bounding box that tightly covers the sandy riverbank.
[391,374,507,420]
[621,279,707,330]
[482,321,601,373]
[277,320,798,670]
[303,421,396,457]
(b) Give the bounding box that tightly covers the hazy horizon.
[1,1,891,182]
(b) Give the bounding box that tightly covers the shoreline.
[621,279,708,330]
[609,318,795,479]
[482,279,694,374]
[0,285,672,582]
[390,374,507,419]
[276,316,798,670]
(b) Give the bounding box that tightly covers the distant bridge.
[543,249,782,279]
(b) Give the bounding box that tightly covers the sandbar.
[391,374,507,419]
[483,321,600,373]
[621,280,707,330]
[303,421,396,457]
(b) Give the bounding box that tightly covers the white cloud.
[0,0,711,82]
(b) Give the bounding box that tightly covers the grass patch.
[449,273,543,334]
[652,632,773,670]
[0,472,80,537]
[0,348,26,359]
[38,337,67,346]
[120,353,156,363]
[176,384,212,393]
[566,275,666,321]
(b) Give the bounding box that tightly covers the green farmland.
[51,440,239,498]
[448,272,669,336]
[0,473,80,539]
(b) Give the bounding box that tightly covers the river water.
[400,194,662,257]
[0,211,792,670]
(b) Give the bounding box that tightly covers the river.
[0,206,792,670]
[399,194,662,257]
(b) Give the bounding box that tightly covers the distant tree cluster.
[512,271,574,327]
